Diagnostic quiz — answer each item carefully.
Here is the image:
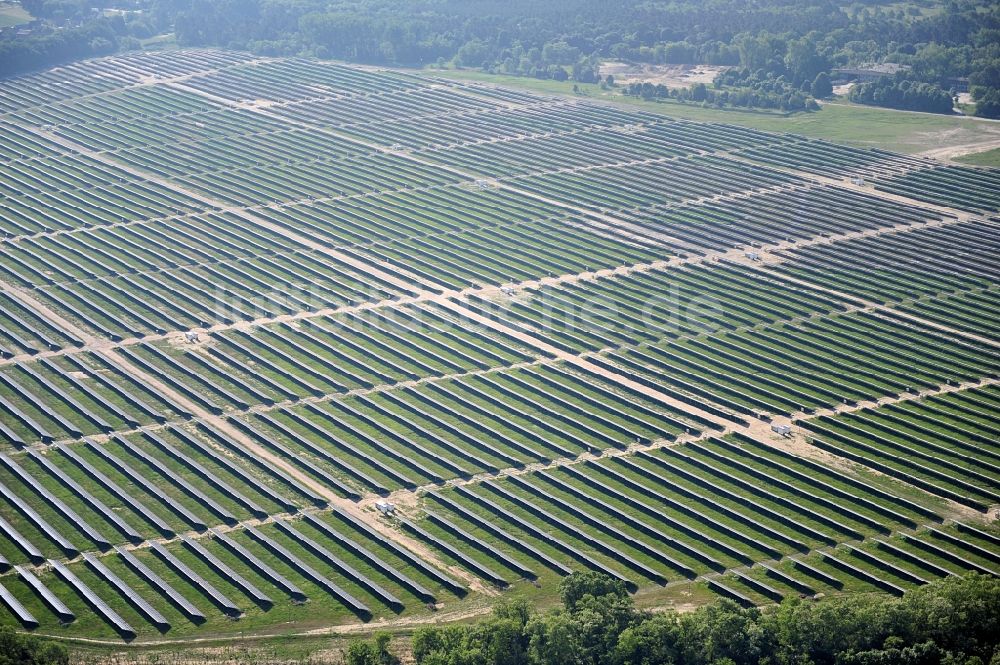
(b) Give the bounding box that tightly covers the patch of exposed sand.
[598,61,727,89]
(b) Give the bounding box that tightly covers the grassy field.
[429,69,1000,157]
[956,147,1000,167]
[0,2,30,27]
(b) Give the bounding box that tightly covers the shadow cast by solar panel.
[177,607,208,626]
[18,578,74,624]
[17,616,40,630]
[0,580,39,630]
[250,596,274,612]
[75,596,139,643]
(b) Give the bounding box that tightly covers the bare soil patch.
[598,62,727,89]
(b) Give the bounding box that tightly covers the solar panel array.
[0,49,997,642]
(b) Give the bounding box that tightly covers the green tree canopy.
[369,573,1000,665]
[0,627,68,665]
[812,71,834,98]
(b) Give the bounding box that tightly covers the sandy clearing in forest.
[599,62,728,88]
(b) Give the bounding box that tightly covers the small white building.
[375,500,396,516]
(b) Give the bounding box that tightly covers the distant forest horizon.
[2,1,1000,116]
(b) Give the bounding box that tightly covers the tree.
[454,39,492,68]
[541,40,579,65]
[411,574,1000,665]
[572,57,599,83]
[614,613,682,665]
[526,611,581,665]
[784,37,828,85]
[848,76,954,114]
[737,32,785,73]
[344,631,400,665]
[534,572,642,665]
[678,600,771,665]
[6,0,999,83]
[413,600,534,665]
[89,36,114,54]
[972,86,1000,118]
[0,627,68,665]
[812,72,833,98]
[969,63,1000,91]
[559,572,629,613]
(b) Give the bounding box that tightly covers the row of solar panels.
[0,416,331,565]
[0,354,166,447]
[0,508,466,637]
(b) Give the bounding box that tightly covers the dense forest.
[2,1,999,116]
[342,572,1000,665]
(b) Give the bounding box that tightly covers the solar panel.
[50,559,135,638]
[0,390,52,442]
[15,565,74,623]
[0,480,77,556]
[26,448,142,543]
[232,414,359,499]
[0,417,25,447]
[0,453,111,548]
[115,546,205,622]
[84,552,169,631]
[209,528,305,601]
[85,441,207,531]
[18,361,113,432]
[706,578,755,608]
[39,357,140,428]
[274,520,402,611]
[244,525,369,617]
[58,442,174,537]
[0,579,37,628]
[62,353,165,423]
[431,491,572,576]
[181,536,272,607]
[302,513,435,603]
[143,430,266,519]
[330,507,464,595]
[113,435,237,525]
[399,517,507,587]
[148,541,241,617]
[167,425,296,512]
[0,513,44,564]
[0,371,81,437]
[820,551,905,596]
[197,421,327,507]
[424,509,533,579]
